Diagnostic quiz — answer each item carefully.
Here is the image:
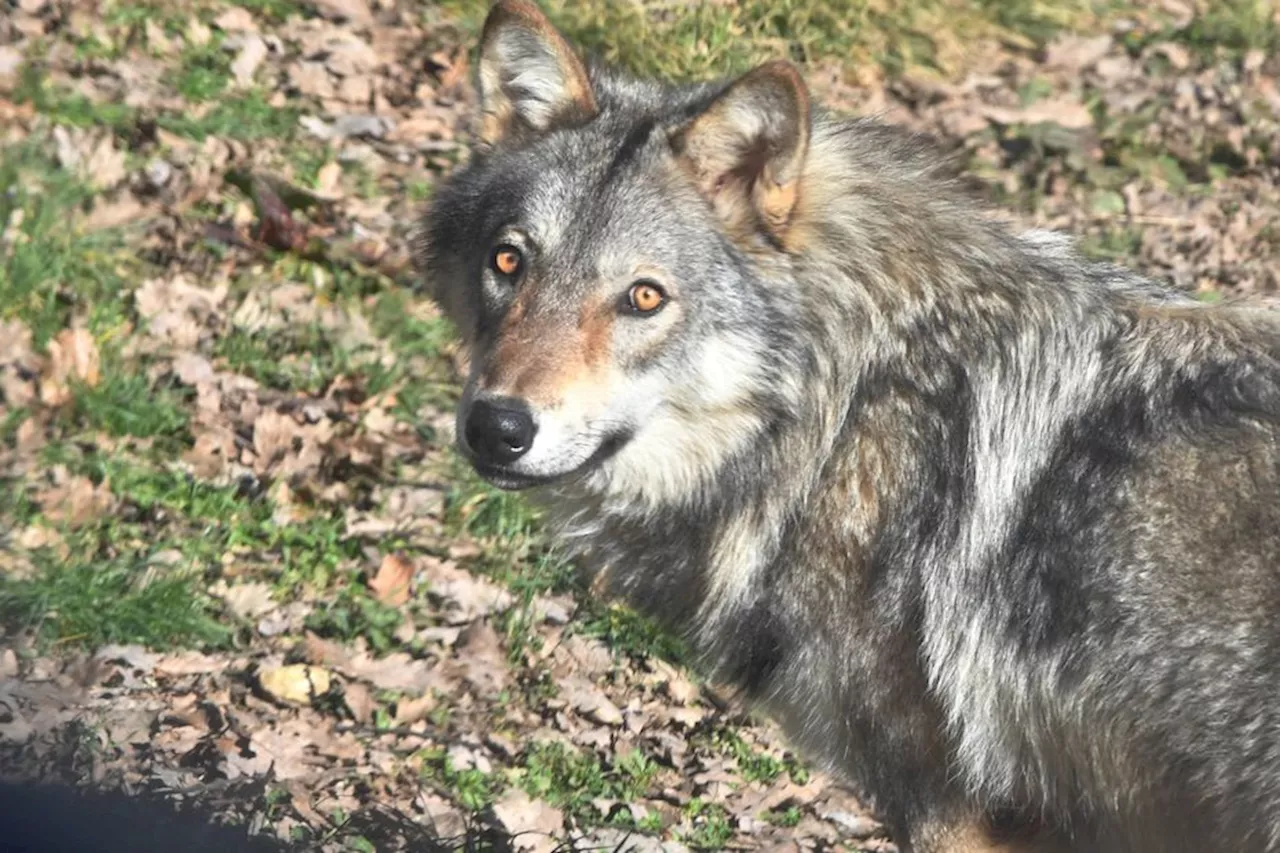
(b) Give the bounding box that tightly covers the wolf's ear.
[672,61,810,240]
[477,0,598,147]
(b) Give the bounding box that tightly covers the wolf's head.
[419,0,811,503]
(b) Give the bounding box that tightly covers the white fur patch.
[923,321,1107,802]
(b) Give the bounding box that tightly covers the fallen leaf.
[134,275,227,349]
[14,524,67,556]
[305,0,373,28]
[342,650,451,696]
[84,133,129,192]
[229,719,322,781]
[211,580,277,620]
[491,789,564,853]
[392,692,437,725]
[341,679,377,724]
[257,664,332,706]
[94,645,159,673]
[40,328,100,406]
[34,474,116,528]
[172,351,216,386]
[455,619,510,698]
[368,552,414,607]
[423,557,513,625]
[1044,34,1112,73]
[153,651,226,676]
[231,34,269,88]
[213,7,258,32]
[982,98,1095,130]
[81,193,147,232]
[314,160,342,196]
[564,677,624,727]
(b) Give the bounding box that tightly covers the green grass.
[0,545,228,649]
[418,739,663,831]
[761,806,803,827]
[517,742,659,823]
[305,588,405,655]
[445,0,1150,82]
[176,38,233,102]
[709,728,810,787]
[421,748,504,812]
[92,458,361,590]
[11,64,137,132]
[1139,0,1280,59]
[70,371,191,440]
[157,90,301,142]
[680,799,735,851]
[0,139,137,344]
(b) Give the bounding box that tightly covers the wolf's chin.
[466,429,634,492]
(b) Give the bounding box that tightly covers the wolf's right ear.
[476,1,598,147]
[671,61,810,242]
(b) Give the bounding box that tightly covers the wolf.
[416,2,1280,850]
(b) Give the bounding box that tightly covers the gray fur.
[417,4,1280,851]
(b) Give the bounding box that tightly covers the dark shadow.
[0,781,292,853]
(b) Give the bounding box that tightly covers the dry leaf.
[229,719,322,781]
[392,692,437,725]
[212,580,277,620]
[315,160,343,196]
[213,6,258,32]
[341,680,377,724]
[171,351,215,386]
[455,619,510,698]
[35,474,116,528]
[84,134,129,191]
[258,664,331,706]
[40,328,100,407]
[306,0,373,28]
[491,789,563,853]
[564,677,624,727]
[1044,34,1112,73]
[423,557,513,625]
[153,651,226,676]
[982,99,1095,131]
[232,34,268,88]
[368,552,414,606]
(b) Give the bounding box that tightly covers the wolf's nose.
[464,397,537,465]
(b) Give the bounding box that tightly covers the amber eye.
[626,280,667,315]
[490,244,523,278]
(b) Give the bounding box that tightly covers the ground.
[0,0,1278,851]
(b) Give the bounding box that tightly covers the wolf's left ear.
[477,0,598,147]
[672,61,810,241]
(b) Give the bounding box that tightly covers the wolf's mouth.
[468,430,633,491]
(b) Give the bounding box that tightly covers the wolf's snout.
[464,397,537,466]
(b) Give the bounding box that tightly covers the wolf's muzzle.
[463,396,537,467]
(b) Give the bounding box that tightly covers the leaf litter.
[1,0,1278,851]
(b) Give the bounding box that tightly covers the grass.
[70,371,191,440]
[157,91,302,142]
[513,741,661,827]
[443,0,1153,82]
[0,550,229,649]
[417,740,661,830]
[709,728,810,787]
[680,799,735,850]
[0,139,136,345]
[2,0,1271,847]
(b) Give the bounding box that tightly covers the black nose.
[464,397,536,466]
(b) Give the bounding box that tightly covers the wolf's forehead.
[520,142,667,262]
